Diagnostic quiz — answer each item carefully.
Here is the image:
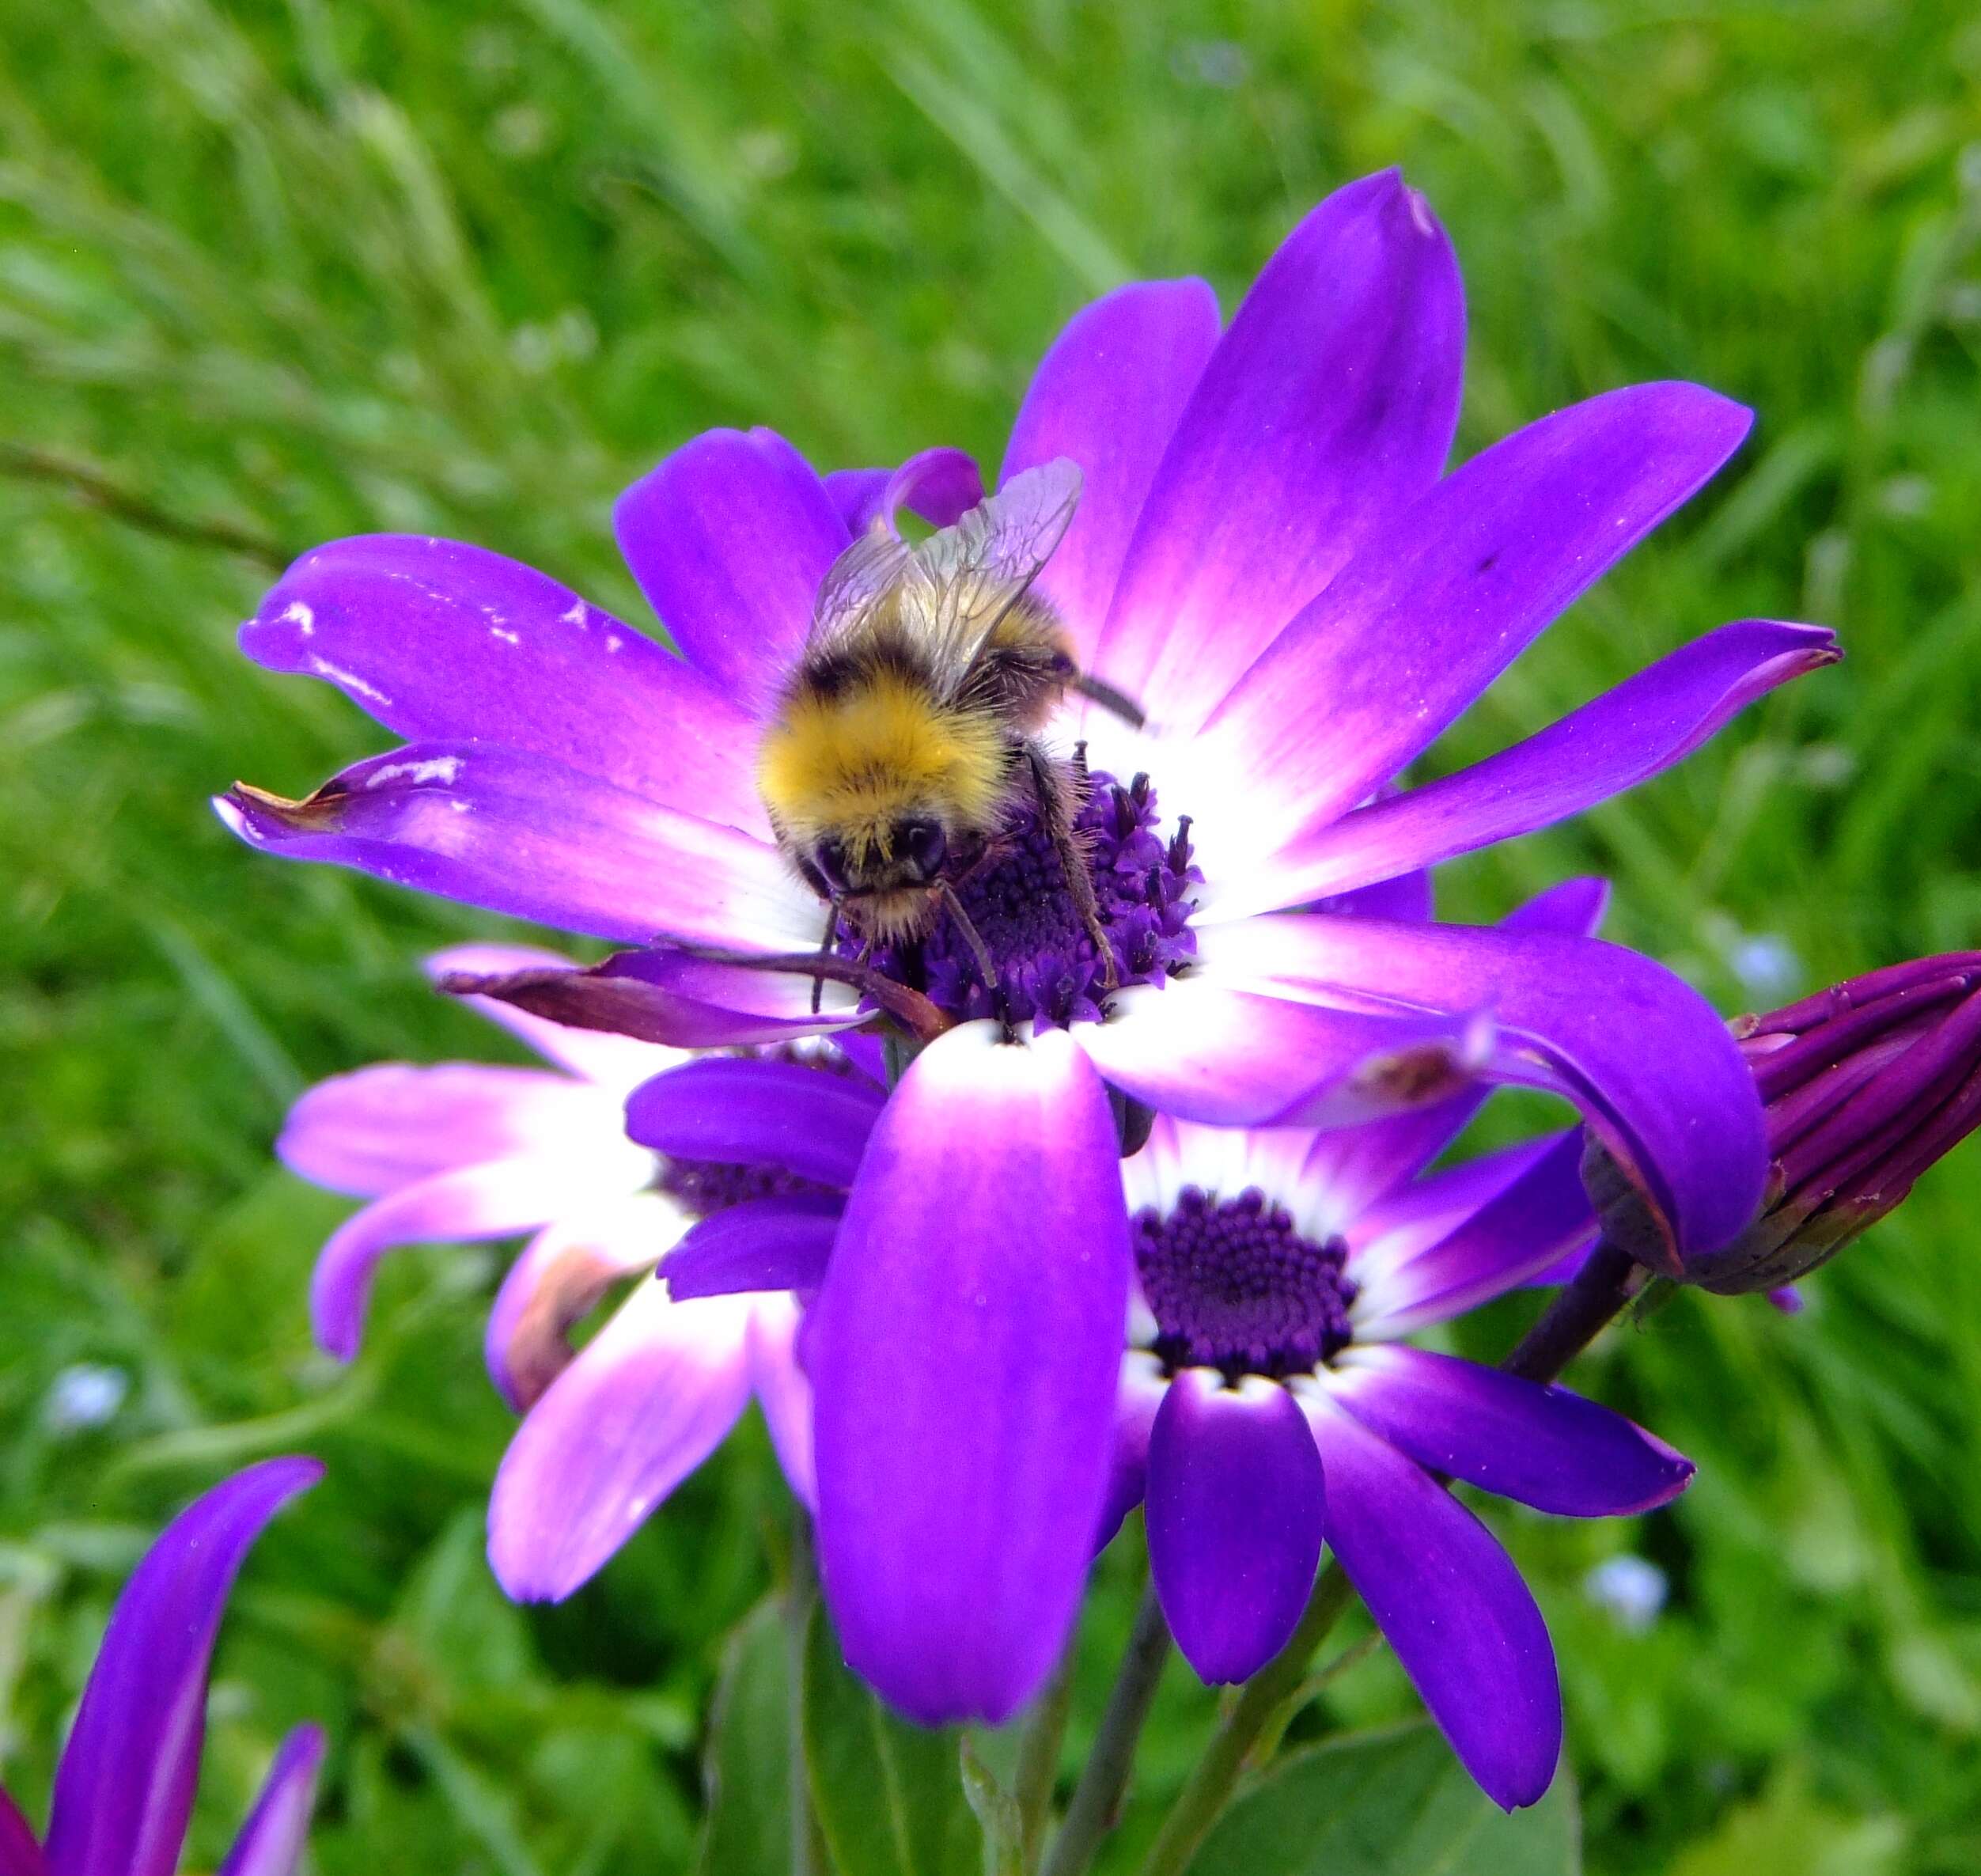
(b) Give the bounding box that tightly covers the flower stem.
[1014,1643,1078,1868]
[1039,1584,1173,1876]
[1501,1236,1641,1383]
[1135,1234,1642,1876]
[1134,1563,1354,1876]
[786,1514,823,1876]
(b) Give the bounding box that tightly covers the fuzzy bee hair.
[756,658,1009,870]
[754,460,1131,966]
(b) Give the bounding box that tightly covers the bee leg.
[930,878,1003,1011]
[809,899,840,1016]
[1027,745,1118,992]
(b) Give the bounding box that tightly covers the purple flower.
[1114,1111,1688,1811]
[1592,953,1981,1293]
[280,946,881,1597]
[1098,885,1687,1809]
[0,1459,324,1876]
[220,170,1829,1718]
[658,888,1686,1806]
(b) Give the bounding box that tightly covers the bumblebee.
[756,460,1143,999]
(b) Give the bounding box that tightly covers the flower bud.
[1591,954,1981,1292]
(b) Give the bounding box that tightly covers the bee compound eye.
[810,836,853,896]
[898,819,948,881]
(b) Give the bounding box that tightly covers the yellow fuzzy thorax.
[756,668,1007,856]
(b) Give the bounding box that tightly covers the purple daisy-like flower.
[222,170,1831,1718]
[1114,1105,1684,1813]
[665,884,1682,1803]
[0,1459,324,1876]
[280,945,883,1597]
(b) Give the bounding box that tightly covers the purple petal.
[312,1153,627,1362]
[826,448,986,534]
[1095,172,1464,726]
[623,1055,884,1187]
[279,1063,606,1200]
[614,427,847,708]
[1346,1136,1563,1260]
[0,1792,44,1876]
[747,1296,816,1507]
[216,1726,324,1876]
[1297,1389,1559,1810]
[1146,1371,1327,1685]
[824,468,893,531]
[1294,1095,1504,1238]
[437,946,866,1051]
[238,535,767,834]
[1237,620,1839,914]
[1328,1346,1692,1516]
[1196,381,1754,884]
[1309,868,1432,923]
[1294,881,1610,1216]
[486,1192,687,1412]
[45,1457,322,1876]
[1202,915,1767,1267]
[218,743,817,951]
[1097,1353,1167,1553]
[1000,279,1222,662]
[1509,875,1612,938]
[1521,1241,1595,1290]
[489,1283,755,1600]
[809,1024,1131,1724]
[662,1196,843,1301]
[831,1029,891,1089]
[1078,977,1494,1128]
[426,944,685,1094]
[1351,1131,1595,1333]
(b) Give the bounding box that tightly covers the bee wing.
[806,527,918,653]
[909,459,1082,692]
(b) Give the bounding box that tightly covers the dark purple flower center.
[1134,1186,1358,1381]
[653,1044,853,1218]
[655,1156,833,1218]
[850,767,1201,1027]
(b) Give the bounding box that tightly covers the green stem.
[1013,1642,1078,1869]
[1500,1236,1641,1383]
[1039,1584,1173,1876]
[786,1514,823,1876]
[1134,1564,1354,1876]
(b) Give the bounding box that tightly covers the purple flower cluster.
[904,767,1201,1029]
[165,164,1981,1846]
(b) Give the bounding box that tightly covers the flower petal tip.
[252,1453,328,1499]
[1660,379,1755,452]
[212,790,256,842]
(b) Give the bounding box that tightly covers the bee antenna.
[1070,673,1147,730]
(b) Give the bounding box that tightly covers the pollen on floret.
[756,667,1006,851]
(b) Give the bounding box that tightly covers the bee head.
[893,817,949,882]
[808,818,949,899]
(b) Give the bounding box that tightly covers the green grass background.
[2,0,1979,1869]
